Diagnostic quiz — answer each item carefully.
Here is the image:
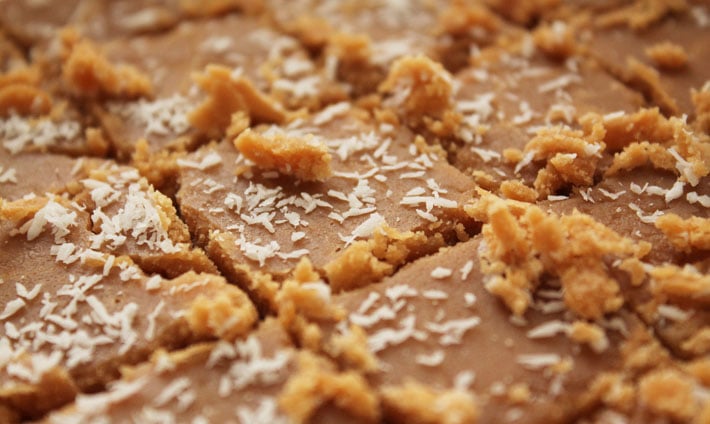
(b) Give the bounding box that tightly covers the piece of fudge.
[0,152,104,201]
[177,105,477,312]
[379,32,645,193]
[0,195,257,421]
[266,0,517,96]
[97,13,344,159]
[40,319,379,424]
[0,0,260,47]
[313,234,663,423]
[582,2,710,118]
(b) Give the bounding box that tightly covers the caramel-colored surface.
[0,1,708,423]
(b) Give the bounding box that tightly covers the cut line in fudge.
[95,13,345,160]
[306,234,673,423]
[39,318,380,424]
[0,195,257,421]
[176,105,478,313]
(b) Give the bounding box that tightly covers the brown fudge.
[98,13,344,159]
[0,196,257,421]
[396,38,644,190]
[177,106,476,311]
[40,319,379,424]
[318,236,660,423]
[0,0,259,46]
[266,0,516,95]
[583,3,710,117]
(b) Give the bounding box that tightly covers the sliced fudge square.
[317,235,658,423]
[97,13,345,159]
[71,163,218,277]
[0,195,257,421]
[0,152,217,278]
[379,32,644,195]
[542,166,710,359]
[266,0,517,96]
[0,0,259,47]
[176,105,477,312]
[40,319,379,424]
[583,3,710,118]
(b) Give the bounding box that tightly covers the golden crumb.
[569,321,609,353]
[467,192,650,318]
[655,214,710,253]
[645,41,689,70]
[499,180,538,203]
[277,257,345,327]
[381,379,479,424]
[626,57,679,116]
[234,128,332,182]
[188,64,286,139]
[326,325,379,373]
[180,272,258,341]
[639,369,697,421]
[507,382,532,404]
[61,37,152,99]
[279,352,380,423]
[380,55,456,130]
[0,70,51,116]
[596,0,688,30]
[533,21,576,59]
[523,122,606,198]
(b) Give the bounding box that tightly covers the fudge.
[0,1,708,422]
[97,13,344,159]
[314,235,658,422]
[40,319,378,424]
[0,195,257,421]
[0,0,260,47]
[266,0,516,96]
[583,2,710,117]
[379,32,645,192]
[177,105,477,312]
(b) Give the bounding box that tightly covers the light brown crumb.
[0,70,51,116]
[625,57,679,116]
[645,41,688,70]
[180,272,258,341]
[324,226,437,293]
[466,192,650,318]
[324,240,394,293]
[277,257,345,327]
[234,128,332,182]
[533,21,576,59]
[507,382,531,404]
[379,55,456,130]
[600,109,710,184]
[655,214,710,253]
[639,369,697,421]
[523,121,606,198]
[649,264,710,306]
[61,34,152,99]
[381,379,479,424]
[188,64,286,139]
[681,327,710,357]
[279,351,380,423]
